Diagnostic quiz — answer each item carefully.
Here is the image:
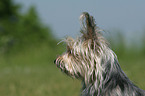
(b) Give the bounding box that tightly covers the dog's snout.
[54,59,56,64]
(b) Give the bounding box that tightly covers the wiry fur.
[54,12,145,96]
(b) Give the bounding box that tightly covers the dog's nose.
[54,59,56,64]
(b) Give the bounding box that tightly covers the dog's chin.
[58,66,83,79]
[61,69,75,78]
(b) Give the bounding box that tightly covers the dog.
[54,12,145,96]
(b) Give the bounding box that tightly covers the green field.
[0,43,81,96]
[0,42,145,96]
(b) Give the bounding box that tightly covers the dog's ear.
[80,12,102,50]
[80,12,97,40]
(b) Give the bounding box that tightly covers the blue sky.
[14,0,145,40]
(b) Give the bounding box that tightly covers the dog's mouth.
[54,58,82,78]
[54,58,71,75]
[54,58,80,78]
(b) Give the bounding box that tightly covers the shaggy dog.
[54,12,145,96]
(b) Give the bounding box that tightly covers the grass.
[0,43,81,96]
[119,57,145,89]
[0,42,145,96]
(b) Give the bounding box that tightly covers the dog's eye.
[67,46,72,54]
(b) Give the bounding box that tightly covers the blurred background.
[0,0,145,96]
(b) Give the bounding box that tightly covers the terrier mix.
[54,12,145,96]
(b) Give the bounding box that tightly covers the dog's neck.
[81,57,144,96]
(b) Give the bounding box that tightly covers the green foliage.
[0,0,54,54]
[106,29,145,58]
[0,0,20,19]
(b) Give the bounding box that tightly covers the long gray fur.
[55,12,145,96]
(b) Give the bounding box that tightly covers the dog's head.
[55,12,111,82]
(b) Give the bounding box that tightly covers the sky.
[14,0,145,40]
